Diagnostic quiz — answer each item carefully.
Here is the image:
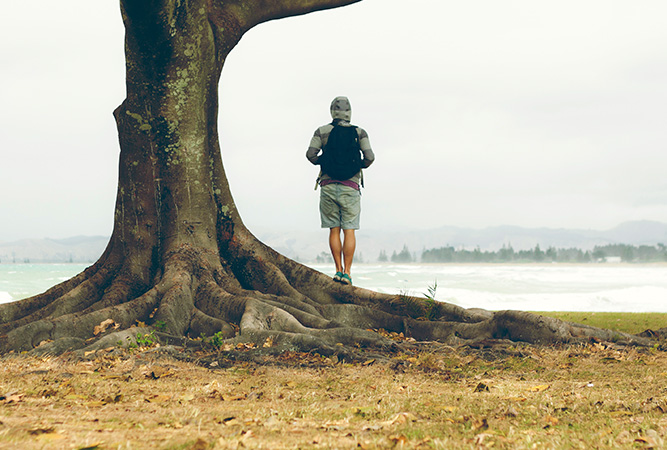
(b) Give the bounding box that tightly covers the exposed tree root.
[0,232,654,358]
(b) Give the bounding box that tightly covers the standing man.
[307,96,375,285]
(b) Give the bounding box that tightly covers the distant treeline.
[381,243,667,264]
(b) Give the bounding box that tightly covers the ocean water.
[309,263,667,313]
[1,263,666,312]
[0,264,89,304]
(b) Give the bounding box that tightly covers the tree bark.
[0,0,653,355]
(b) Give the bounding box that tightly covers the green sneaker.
[340,274,353,285]
[333,272,344,282]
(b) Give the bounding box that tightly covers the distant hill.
[1,221,666,264]
[0,236,108,263]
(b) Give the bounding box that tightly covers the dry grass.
[1,341,666,450]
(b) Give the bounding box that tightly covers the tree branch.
[223,0,363,33]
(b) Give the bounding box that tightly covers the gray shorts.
[319,183,361,230]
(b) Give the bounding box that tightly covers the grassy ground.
[538,312,667,335]
[0,314,665,450]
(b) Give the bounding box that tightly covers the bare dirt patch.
[1,341,666,449]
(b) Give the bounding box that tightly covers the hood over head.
[330,96,352,122]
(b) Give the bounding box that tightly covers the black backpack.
[319,123,363,181]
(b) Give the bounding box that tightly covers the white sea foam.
[312,263,667,312]
[0,292,13,303]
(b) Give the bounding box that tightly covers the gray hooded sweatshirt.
[306,96,375,188]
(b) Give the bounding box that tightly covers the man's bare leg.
[329,227,343,274]
[342,228,356,276]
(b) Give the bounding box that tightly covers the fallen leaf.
[601,357,621,363]
[179,393,194,402]
[103,374,125,380]
[144,394,171,403]
[388,434,408,445]
[4,393,24,403]
[28,427,56,435]
[94,319,119,336]
[241,430,255,439]
[387,412,417,425]
[146,366,173,379]
[222,417,242,426]
[236,342,256,350]
[544,415,559,426]
[472,417,489,431]
[77,444,103,450]
[103,394,123,403]
[84,401,107,408]
[590,342,606,352]
[529,384,550,392]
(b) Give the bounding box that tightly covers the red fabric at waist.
[320,179,360,190]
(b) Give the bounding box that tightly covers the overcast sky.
[1,0,667,242]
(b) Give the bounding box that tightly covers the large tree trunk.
[0,0,652,355]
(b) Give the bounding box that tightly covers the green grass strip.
[537,311,667,334]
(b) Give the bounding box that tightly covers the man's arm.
[306,129,323,165]
[358,128,374,168]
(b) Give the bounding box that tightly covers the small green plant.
[424,280,437,301]
[209,331,226,349]
[126,336,137,350]
[153,320,167,331]
[135,330,157,347]
[399,282,440,320]
[423,281,438,320]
